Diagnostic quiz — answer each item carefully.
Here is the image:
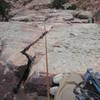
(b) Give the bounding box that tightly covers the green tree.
[0,0,11,21]
[51,0,67,9]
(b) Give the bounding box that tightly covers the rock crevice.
[13,29,51,94]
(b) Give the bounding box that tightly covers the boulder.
[11,14,46,22]
[71,18,89,23]
[73,11,93,19]
[9,53,28,66]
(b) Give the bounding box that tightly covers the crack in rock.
[13,30,50,94]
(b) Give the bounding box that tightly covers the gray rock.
[11,9,74,23]
[73,11,93,19]
[0,63,18,100]
[30,23,100,75]
[0,22,42,66]
[11,14,46,22]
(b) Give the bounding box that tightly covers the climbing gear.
[74,69,100,100]
[44,23,50,100]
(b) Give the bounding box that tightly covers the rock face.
[11,9,94,25]
[11,9,74,23]
[0,63,18,100]
[73,11,93,19]
[95,10,100,23]
[0,22,42,65]
[8,0,51,9]
[24,74,54,96]
[30,23,100,75]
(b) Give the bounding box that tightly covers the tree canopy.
[51,0,67,9]
[0,0,11,21]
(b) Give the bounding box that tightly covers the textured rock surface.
[0,4,100,99]
[0,10,92,68]
[0,63,18,100]
[24,73,54,96]
[11,9,74,23]
[30,23,100,75]
[0,22,42,65]
[11,9,94,25]
[73,11,93,19]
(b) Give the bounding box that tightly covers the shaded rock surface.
[73,11,93,19]
[0,63,18,100]
[11,9,74,23]
[10,9,94,24]
[24,73,54,96]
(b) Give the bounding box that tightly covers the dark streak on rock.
[13,31,49,94]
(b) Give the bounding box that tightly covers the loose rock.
[73,11,93,19]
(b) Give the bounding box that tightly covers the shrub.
[51,0,68,9]
[0,0,11,21]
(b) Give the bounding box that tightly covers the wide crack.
[13,30,49,94]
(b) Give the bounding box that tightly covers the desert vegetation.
[51,0,68,9]
[0,0,11,21]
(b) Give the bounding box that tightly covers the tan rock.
[73,11,93,19]
[9,53,28,66]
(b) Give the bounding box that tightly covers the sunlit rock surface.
[30,23,100,75]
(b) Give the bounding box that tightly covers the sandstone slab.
[0,22,42,67]
[30,23,100,75]
[73,11,93,19]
